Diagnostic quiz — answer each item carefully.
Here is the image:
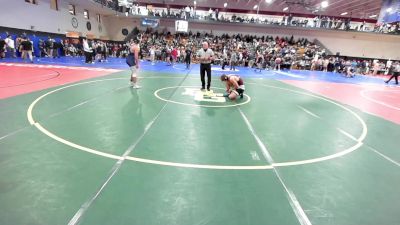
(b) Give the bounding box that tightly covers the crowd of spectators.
[152,8,399,34]
[0,33,127,63]
[92,0,400,35]
[109,29,396,77]
[0,29,395,77]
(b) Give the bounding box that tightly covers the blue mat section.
[0,56,392,86]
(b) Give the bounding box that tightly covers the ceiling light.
[224,2,227,7]
[194,1,196,5]
[369,14,377,18]
[321,1,329,8]
[253,5,258,9]
[265,0,272,3]
[283,7,288,11]
[340,12,348,16]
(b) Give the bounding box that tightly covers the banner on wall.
[175,20,188,33]
[378,0,400,23]
[140,18,160,28]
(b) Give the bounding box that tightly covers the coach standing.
[197,41,214,91]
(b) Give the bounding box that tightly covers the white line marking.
[68,105,164,225]
[274,71,306,79]
[272,143,365,167]
[125,156,272,170]
[0,62,121,72]
[26,79,368,170]
[67,101,90,111]
[1,84,126,143]
[154,86,251,108]
[247,82,368,143]
[238,108,312,225]
[27,78,130,125]
[67,162,120,225]
[367,146,400,167]
[172,64,187,71]
[35,123,122,160]
[26,78,270,170]
[239,109,273,162]
[250,151,260,161]
[337,128,358,142]
[297,105,321,119]
[69,69,194,225]
[360,89,400,111]
[0,127,29,141]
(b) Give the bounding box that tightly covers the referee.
[197,41,214,91]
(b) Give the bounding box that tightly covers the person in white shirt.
[5,35,16,58]
[185,6,190,19]
[372,60,380,76]
[386,59,392,75]
[197,41,214,91]
[190,7,194,18]
[385,62,399,85]
[68,44,76,57]
[82,38,93,63]
[149,46,155,65]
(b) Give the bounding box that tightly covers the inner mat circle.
[154,86,251,108]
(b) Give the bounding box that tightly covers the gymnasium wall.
[0,0,108,39]
[106,17,400,60]
[188,22,400,60]
[102,16,139,42]
[1,1,398,60]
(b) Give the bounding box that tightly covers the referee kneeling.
[197,41,214,91]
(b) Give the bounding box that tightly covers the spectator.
[19,37,34,63]
[38,39,46,57]
[230,50,237,71]
[82,38,93,64]
[185,5,190,19]
[0,37,6,59]
[5,35,16,58]
[385,61,399,85]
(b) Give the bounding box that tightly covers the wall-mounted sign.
[140,18,160,28]
[378,0,400,23]
[175,20,188,33]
